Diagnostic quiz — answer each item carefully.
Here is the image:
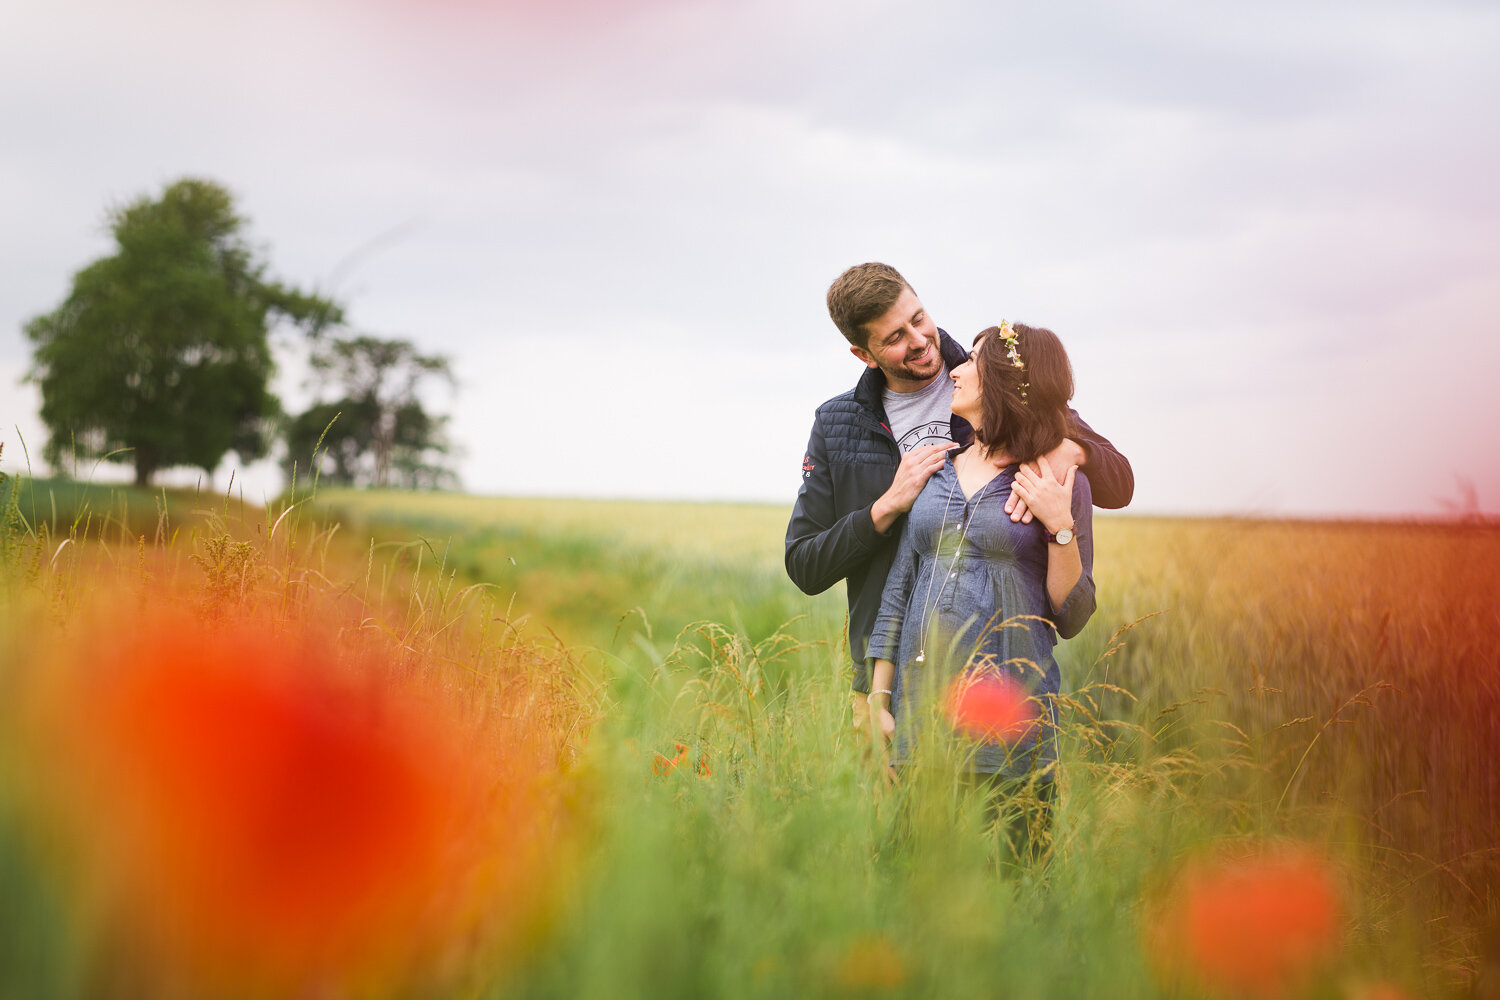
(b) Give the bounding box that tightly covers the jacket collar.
[937,328,970,371]
[851,329,974,444]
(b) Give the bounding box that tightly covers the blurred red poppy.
[1148,844,1344,998]
[42,603,543,994]
[944,672,1037,744]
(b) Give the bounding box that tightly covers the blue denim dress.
[866,455,1096,776]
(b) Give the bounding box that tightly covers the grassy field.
[2,475,1497,999]
[311,489,848,663]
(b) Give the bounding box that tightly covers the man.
[784,262,1134,728]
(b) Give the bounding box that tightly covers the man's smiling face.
[849,286,943,390]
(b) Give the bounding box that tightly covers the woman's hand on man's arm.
[1011,461,1077,536]
[1002,438,1087,524]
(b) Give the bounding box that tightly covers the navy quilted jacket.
[785,330,1134,692]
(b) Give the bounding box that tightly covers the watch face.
[1054,528,1074,545]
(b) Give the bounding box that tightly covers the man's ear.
[849,344,878,369]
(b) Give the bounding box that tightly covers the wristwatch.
[1045,525,1075,545]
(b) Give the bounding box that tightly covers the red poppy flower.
[652,741,711,778]
[45,603,545,993]
[944,672,1038,744]
[653,742,691,776]
[1148,844,1344,998]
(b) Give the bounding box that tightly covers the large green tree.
[24,179,340,486]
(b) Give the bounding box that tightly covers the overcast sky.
[3,0,1498,517]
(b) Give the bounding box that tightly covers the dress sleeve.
[1050,472,1097,640]
[1067,409,1134,510]
[865,518,918,665]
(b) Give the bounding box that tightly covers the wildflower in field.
[944,671,1038,744]
[35,601,558,996]
[1147,843,1344,999]
[653,742,691,775]
[652,740,711,777]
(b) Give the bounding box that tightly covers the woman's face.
[949,334,986,426]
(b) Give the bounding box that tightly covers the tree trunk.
[133,446,157,487]
[373,411,394,489]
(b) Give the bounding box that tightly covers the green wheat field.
[2,473,1497,999]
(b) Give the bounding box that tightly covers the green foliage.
[2,489,1492,998]
[0,793,74,1000]
[284,400,379,486]
[24,178,341,486]
[0,447,32,576]
[0,446,52,589]
[493,605,1412,1000]
[2,476,215,547]
[285,335,456,489]
[314,492,842,664]
[190,531,262,609]
[332,494,1497,997]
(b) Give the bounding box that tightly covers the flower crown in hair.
[996,319,1030,401]
[997,320,1024,370]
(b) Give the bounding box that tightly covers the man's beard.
[883,341,943,386]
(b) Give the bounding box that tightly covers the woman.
[865,321,1096,839]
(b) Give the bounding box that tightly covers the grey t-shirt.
[883,367,954,453]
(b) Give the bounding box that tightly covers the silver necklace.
[913,449,990,664]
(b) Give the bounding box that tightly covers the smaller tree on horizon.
[24,178,340,486]
[284,335,458,491]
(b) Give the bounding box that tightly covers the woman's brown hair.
[970,322,1075,465]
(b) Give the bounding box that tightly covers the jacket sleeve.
[784,412,890,596]
[1050,473,1097,640]
[1067,408,1134,510]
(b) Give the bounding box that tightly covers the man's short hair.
[826,263,913,348]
